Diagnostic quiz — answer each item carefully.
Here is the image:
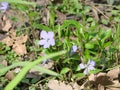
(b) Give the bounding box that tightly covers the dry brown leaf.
[71,82,80,90]
[98,84,104,90]
[55,10,66,24]
[1,60,8,67]
[47,80,73,90]
[14,35,28,44]
[5,71,15,81]
[42,8,50,25]
[2,20,12,31]
[106,88,120,90]
[12,43,27,55]
[95,72,113,86]
[2,15,7,21]
[89,74,96,81]
[8,29,16,39]
[106,80,120,90]
[0,34,8,41]
[1,36,14,46]
[107,67,120,80]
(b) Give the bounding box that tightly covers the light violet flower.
[72,45,77,52]
[0,2,9,12]
[38,30,55,48]
[70,45,77,56]
[79,60,95,75]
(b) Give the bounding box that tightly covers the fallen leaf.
[42,8,50,25]
[1,60,7,67]
[0,34,8,41]
[89,74,96,81]
[12,43,27,55]
[55,10,66,24]
[71,82,80,90]
[107,67,120,80]
[2,20,12,31]
[8,29,16,39]
[106,80,120,90]
[95,72,113,86]
[14,35,28,44]
[47,80,73,90]
[98,84,104,90]
[2,15,7,21]
[5,71,15,81]
[1,36,14,46]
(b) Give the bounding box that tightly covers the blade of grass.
[0,0,36,6]
[0,61,59,77]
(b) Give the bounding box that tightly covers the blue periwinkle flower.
[72,45,77,52]
[0,2,9,12]
[38,30,55,48]
[79,60,96,75]
[70,45,77,56]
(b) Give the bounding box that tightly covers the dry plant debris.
[47,80,73,90]
[79,67,120,90]
[0,16,28,55]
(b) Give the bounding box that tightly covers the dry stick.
[91,5,110,20]
[94,3,119,8]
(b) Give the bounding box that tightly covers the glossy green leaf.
[60,67,70,75]
[85,43,94,49]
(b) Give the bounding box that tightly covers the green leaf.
[72,73,85,79]
[21,78,30,84]
[107,0,114,5]
[89,69,101,74]
[31,78,39,84]
[101,30,112,44]
[85,43,94,49]
[103,41,112,48]
[60,67,70,75]
[101,19,108,25]
[61,20,83,30]
[33,22,51,31]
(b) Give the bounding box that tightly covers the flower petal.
[84,69,89,75]
[87,60,95,67]
[49,39,55,46]
[40,30,48,39]
[38,39,46,45]
[43,42,50,48]
[0,2,9,12]
[79,63,86,69]
[90,61,96,66]
[48,31,54,38]
[88,66,95,71]
[72,45,77,52]
[1,2,8,6]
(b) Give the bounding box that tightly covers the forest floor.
[0,0,120,90]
